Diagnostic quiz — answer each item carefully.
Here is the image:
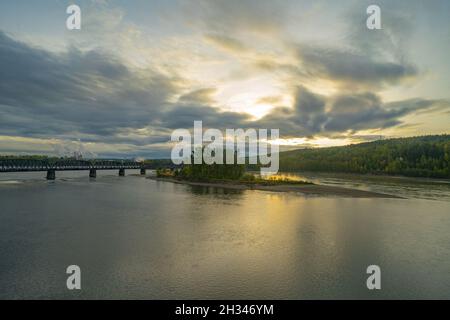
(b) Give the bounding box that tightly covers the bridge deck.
[0,166,142,172]
[0,159,143,172]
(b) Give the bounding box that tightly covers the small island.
[149,159,402,199]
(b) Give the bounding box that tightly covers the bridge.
[0,158,147,180]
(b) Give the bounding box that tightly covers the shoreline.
[148,176,404,199]
[273,170,450,185]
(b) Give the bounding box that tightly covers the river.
[1,170,449,299]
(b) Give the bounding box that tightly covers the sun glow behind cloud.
[216,76,292,119]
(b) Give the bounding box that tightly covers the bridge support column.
[46,169,56,180]
[140,168,146,175]
[119,168,125,176]
[89,169,97,178]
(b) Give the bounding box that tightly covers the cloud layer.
[0,0,449,157]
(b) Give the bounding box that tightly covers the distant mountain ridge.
[278,135,450,178]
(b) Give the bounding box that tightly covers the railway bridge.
[0,158,147,180]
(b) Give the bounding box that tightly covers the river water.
[0,170,450,299]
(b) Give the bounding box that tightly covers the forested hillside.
[279,135,450,178]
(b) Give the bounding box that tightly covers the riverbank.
[148,176,403,198]
[275,171,450,185]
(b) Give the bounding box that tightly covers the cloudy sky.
[0,0,449,158]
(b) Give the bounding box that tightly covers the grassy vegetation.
[238,173,312,185]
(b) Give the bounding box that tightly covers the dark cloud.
[257,87,327,136]
[158,104,251,130]
[326,93,403,132]
[0,31,176,139]
[297,46,418,88]
[257,86,440,137]
[178,88,217,105]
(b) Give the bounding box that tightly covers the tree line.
[278,135,450,178]
[157,149,245,181]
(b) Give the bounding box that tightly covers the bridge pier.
[46,169,56,180]
[89,169,97,178]
[140,168,146,175]
[119,168,125,176]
